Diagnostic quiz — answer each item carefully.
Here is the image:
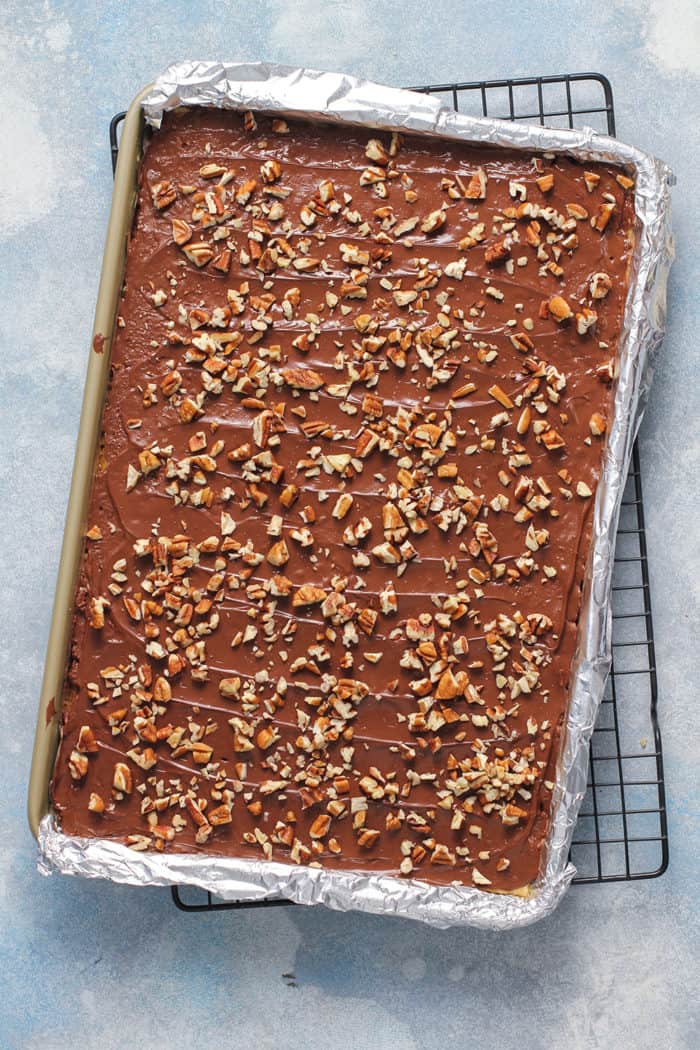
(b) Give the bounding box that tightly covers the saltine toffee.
[52,108,634,893]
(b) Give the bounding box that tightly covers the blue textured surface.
[1,3,698,1048]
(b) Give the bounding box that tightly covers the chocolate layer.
[52,108,634,893]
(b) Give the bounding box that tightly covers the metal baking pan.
[29,63,673,930]
[28,88,151,838]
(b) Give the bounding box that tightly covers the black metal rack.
[110,72,667,912]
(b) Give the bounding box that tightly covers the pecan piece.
[260,158,282,184]
[150,180,176,210]
[590,271,612,299]
[87,595,110,629]
[209,804,233,826]
[77,725,99,754]
[68,750,88,780]
[292,585,326,607]
[365,138,389,165]
[171,218,192,245]
[547,295,573,322]
[591,200,615,232]
[281,368,324,390]
[465,168,487,199]
[267,539,290,567]
[88,793,105,814]
[484,238,510,265]
[332,493,354,520]
[421,208,446,234]
[589,412,607,436]
[309,814,332,839]
[113,762,133,794]
[183,242,214,268]
[576,307,598,335]
[256,726,279,750]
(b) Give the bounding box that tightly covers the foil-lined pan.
[32,61,674,929]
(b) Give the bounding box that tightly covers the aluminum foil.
[37,61,674,929]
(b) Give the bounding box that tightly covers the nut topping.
[589,271,612,298]
[547,295,573,322]
[53,108,634,896]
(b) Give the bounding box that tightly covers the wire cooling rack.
[110,72,668,912]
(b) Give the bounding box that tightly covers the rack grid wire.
[109,71,668,913]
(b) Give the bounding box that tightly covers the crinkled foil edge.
[38,61,674,930]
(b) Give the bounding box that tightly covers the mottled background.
[1,2,698,1048]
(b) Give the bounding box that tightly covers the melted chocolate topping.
[52,108,634,893]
